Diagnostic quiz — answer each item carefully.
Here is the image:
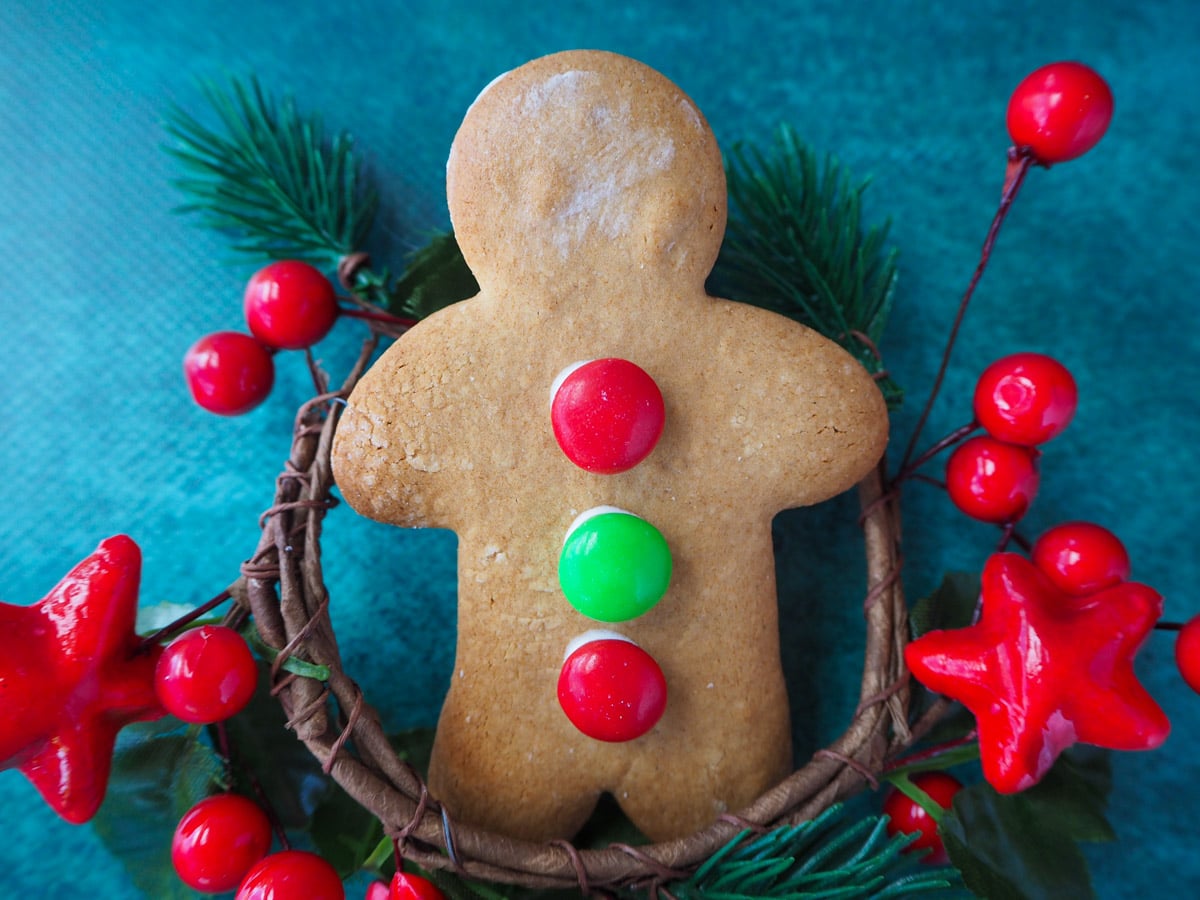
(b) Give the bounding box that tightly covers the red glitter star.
[905,552,1169,793]
[0,535,164,823]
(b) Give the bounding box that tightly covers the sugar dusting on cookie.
[518,70,678,256]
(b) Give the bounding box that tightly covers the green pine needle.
[670,805,963,899]
[163,76,378,267]
[710,125,902,409]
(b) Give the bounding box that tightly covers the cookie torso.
[331,50,888,842]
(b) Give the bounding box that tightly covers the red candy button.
[557,631,667,742]
[550,359,665,474]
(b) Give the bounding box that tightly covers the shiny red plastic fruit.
[1175,614,1200,695]
[945,436,1040,523]
[172,793,273,892]
[550,358,665,474]
[557,634,667,742]
[882,771,963,865]
[236,850,344,900]
[391,870,446,900]
[155,625,259,724]
[244,260,340,349]
[184,331,275,416]
[1006,61,1113,164]
[1032,521,1131,596]
[973,353,1077,446]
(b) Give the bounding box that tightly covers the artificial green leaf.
[383,231,479,318]
[223,665,333,829]
[909,572,980,639]
[241,625,332,680]
[92,722,227,899]
[309,778,385,879]
[1017,746,1115,844]
[940,748,1114,900]
[911,705,979,754]
[390,726,438,776]
[136,601,203,633]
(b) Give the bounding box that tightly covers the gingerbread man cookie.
[331,50,888,842]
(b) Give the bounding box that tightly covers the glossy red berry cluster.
[1031,521,1131,595]
[244,260,339,350]
[172,793,273,892]
[945,352,1076,525]
[184,261,340,416]
[155,624,258,724]
[236,849,345,899]
[1007,61,1114,165]
[389,870,447,899]
[1175,616,1200,695]
[882,771,963,865]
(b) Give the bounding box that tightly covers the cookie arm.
[702,300,890,511]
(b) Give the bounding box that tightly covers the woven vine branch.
[228,340,928,894]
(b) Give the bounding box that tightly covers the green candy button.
[558,508,672,622]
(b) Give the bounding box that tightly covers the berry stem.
[883,771,952,824]
[214,720,236,788]
[135,588,233,652]
[884,732,980,777]
[995,521,1017,552]
[893,421,979,485]
[361,835,396,874]
[250,772,291,851]
[898,149,1036,475]
[339,304,418,331]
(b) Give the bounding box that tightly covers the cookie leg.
[428,690,604,842]
[613,691,792,841]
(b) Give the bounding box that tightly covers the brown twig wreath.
[224,337,930,895]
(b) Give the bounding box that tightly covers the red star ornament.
[0,535,164,823]
[905,552,1169,793]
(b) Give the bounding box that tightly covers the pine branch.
[710,125,902,409]
[163,76,378,268]
[668,805,964,899]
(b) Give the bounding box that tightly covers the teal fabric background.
[2,1,1198,896]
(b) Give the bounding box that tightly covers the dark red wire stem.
[897,149,1037,477]
[339,306,417,329]
[135,589,232,653]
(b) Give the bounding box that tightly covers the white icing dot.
[563,505,638,544]
[563,628,635,661]
[549,359,592,406]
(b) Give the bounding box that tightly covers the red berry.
[1006,61,1113,164]
[237,850,344,900]
[973,353,1078,446]
[883,771,963,865]
[366,882,391,900]
[1032,522,1131,596]
[557,633,667,742]
[1175,614,1200,695]
[244,260,340,350]
[172,793,272,893]
[184,331,275,416]
[550,358,666,474]
[155,625,259,724]
[390,870,446,900]
[945,436,1040,524]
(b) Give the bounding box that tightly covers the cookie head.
[447,50,726,293]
